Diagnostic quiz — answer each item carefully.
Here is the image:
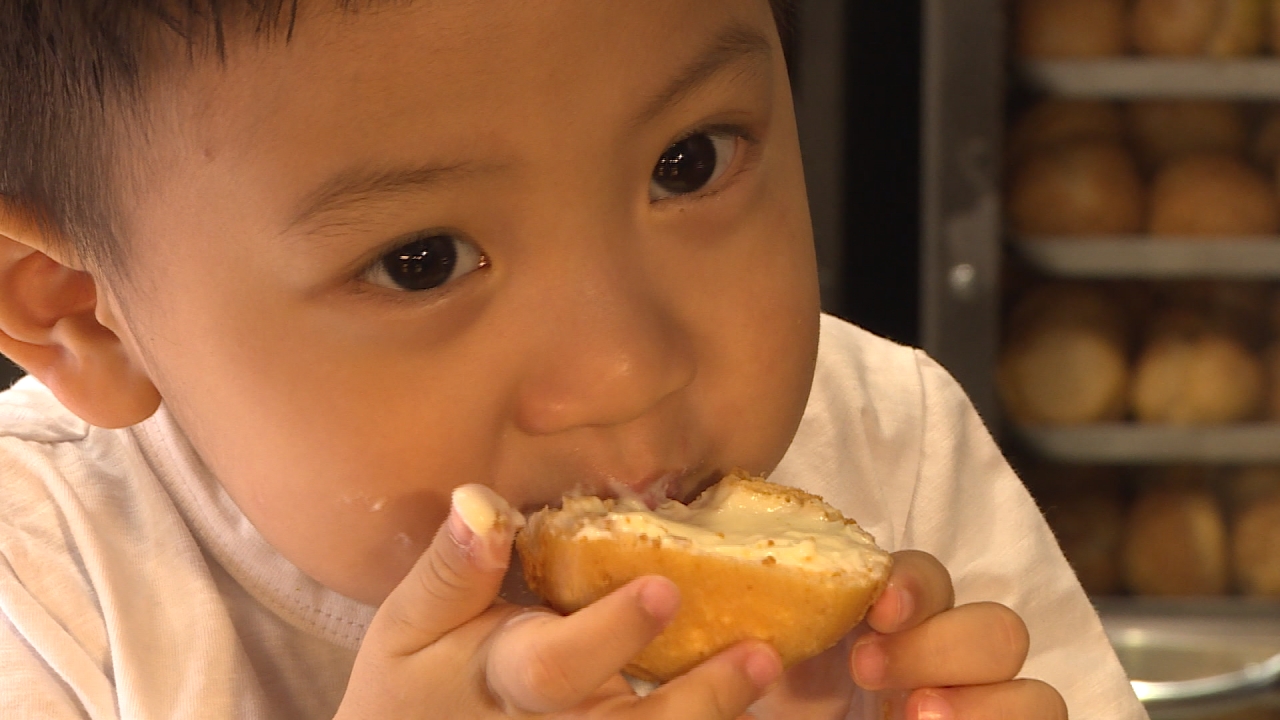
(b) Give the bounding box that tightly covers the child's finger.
[905,679,1067,720]
[865,550,955,634]
[641,641,783,719]
[484,575,681,713]
[851,602,1028,691]
[366,484,521,658]
[746,639,855,719]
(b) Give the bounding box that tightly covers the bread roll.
[1126,101,1248,170]
[1037,474,1126,595]
[1130,321,1264,424]
[1124,485,1229,595]
[1008,141,1146,236]
[999,285,1130,425]
[517,472,892,683]
[1148,153,1279,236]
[1233,489,1280,595]
[1007,100,1125,168]
[1132,0,1267,56]
[1016,0,1129,58]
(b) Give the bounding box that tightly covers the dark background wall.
[839,2,922,347]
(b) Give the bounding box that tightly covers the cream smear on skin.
[564,480,891,575]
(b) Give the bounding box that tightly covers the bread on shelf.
[1148,153,1278,236]
[1126,100,1248,170]
[999,284,1131,425]
[1009,141,1146,236]
[1131,0,1267,57]
[1130,311,1264,424]
[1124,482,1230,595]
[1008,99,1125,168]
[1015,0,1130,58]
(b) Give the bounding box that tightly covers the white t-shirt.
[0,314,1147,719]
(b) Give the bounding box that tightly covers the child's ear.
[0,202,161,428]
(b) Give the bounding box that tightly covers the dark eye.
[649,130,738,200]
[362,233,485,292]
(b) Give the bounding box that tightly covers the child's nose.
[512,279,697,436]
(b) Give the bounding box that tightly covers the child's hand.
[851,550,1068,720]
[333,485,782,719]
[750,550,1069,720]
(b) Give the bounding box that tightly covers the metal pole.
[919,0,1006,421]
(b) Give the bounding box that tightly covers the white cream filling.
[564,480,891,575]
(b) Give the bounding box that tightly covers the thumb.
[367,484,524,657]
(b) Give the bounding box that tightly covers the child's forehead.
[155,2,778,159]
[119,0,783,257]
[196,0,773,56]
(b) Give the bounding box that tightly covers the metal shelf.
[1019,59,1280,100]
[1014,424,1280,464]
[1011,236,1280,279]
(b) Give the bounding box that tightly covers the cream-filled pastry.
[516,471,892,682]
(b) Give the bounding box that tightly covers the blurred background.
[788,1,1280,717]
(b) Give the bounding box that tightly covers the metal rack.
[920,0,1006,422]
[1011,236,1280,280]
[1021,59,1280,100]
[921,13,1280,711]
[921,7,1280,463]
[1016,424,1280,465]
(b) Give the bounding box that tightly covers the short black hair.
[0,0,797,272]
[1,0,336,271]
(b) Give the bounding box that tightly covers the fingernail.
[916,691,952,720]
[892,585,914,627]
[448,485,524,570]
[446,503,476,547]
[637,578,680,627]
[452,485,500,536]
[852,635,887,690]
[743,646,783,690]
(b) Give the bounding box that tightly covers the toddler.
[0,1,1144,718]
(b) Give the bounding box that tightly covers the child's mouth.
[515,466,727,516]
[603,467,724,509]
[605,472,676,509]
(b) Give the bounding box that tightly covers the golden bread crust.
[516,474,891,682]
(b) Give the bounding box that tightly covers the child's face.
[108,0,819,604]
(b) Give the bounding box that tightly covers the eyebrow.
[287,22,773,232]
[632,22,774,128]
[287,162,480,232]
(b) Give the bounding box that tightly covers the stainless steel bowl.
[1097,598,1280,718]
